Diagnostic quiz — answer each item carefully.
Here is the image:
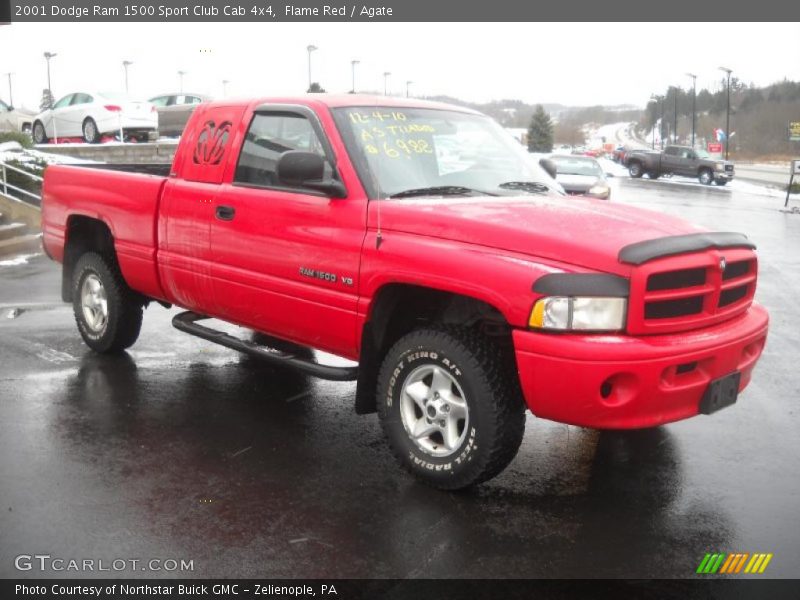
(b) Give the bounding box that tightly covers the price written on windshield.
[350,111,436,158]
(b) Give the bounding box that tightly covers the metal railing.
[0,160,43,206]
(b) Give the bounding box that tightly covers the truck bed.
[70,163,172,177]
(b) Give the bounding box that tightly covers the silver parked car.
[0,99,35,134]
[548,154,612,200]
[148,93,208,137]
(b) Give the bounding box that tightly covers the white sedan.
[32,92,157,144]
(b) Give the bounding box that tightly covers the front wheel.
[377,327,526,490]
[698,169,713,185]
[72,252,143,353]
[628,161,644,178]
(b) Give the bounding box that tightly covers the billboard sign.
[790,122,800,142]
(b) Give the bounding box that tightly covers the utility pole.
[5,73,12,107]
[719,67,733,160]
[306,45,317,90]
[350,60,359,94]
[222,79,229,96]
[686,72,697,147]
[177,70,186,93]
[406,80,413,98]
[122,61,133,93]
[383,71,391,95]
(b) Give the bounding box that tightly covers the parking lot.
[1,176,799,578]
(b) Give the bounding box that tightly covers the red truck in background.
[41,95,769,490]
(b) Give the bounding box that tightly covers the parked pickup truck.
[626,145,735,185]
[41,96,768,489]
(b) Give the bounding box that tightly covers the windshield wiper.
[498,181,551,195]
[389,185,496,199]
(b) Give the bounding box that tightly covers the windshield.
[694,148,711,159]
[549,155,603,177]
[333,107,561,199]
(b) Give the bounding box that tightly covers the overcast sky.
[1,22,798,110]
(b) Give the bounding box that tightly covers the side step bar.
[172,311,358,381]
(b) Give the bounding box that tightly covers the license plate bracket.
[699,371,741,415]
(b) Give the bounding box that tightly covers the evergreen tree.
[527,105,553,152]
[307,82,326,93]
[39,89,54,111]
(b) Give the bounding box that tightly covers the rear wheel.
[628,161,644,178]
[698,169,713,185]
[72,252,143,353]
[377,327,526,490]
[648,172,660,179]
[32,121,47,144]
[82,118,100,144]
[715,178,728,186]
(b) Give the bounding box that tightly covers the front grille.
[628,248,757,335]
[645,295,704,319]
[719,285,749,307]
[722,260,749,280]
[647,267,706,291]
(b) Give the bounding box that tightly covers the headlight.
[715,162,725,171]
[588,184,609,196]
[529,297,627,331]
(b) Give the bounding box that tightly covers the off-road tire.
[628,161,644,178]
[377,327,526,490]
[72,252,143,353]
[648,171,660,180]
[715,179,728,186]
[698,168,713,185]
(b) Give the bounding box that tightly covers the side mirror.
[539,158,558,179]
[276,150,346,198]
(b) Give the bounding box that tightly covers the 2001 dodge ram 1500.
[41,95,769,489]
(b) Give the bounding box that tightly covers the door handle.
[215,205,236,221]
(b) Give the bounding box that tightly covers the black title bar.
[6,0,800,22]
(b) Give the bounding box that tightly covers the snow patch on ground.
[0,253,42,267]
[1,142,97,165]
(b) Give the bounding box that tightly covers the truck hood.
[375,195,707,275]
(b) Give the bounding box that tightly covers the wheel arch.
[61,215,117,302]
[355,282,514,415]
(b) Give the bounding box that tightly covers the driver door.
[210,107,366,358]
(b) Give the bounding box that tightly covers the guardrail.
[0,160,43,206]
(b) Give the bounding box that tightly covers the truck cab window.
[234,113,330,188]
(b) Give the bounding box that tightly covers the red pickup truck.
[41,95,769,489]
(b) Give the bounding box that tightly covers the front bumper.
[513,303,768,429]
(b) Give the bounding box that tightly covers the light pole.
[306,45,317,90]
[122,60,133,93]
[686,72,697,147]
[43,52,57,106]
[649,94,661,150]
[719,67,733,160]
[350,60,359,94]
[406,80,413,98]
[5,73,12,107]
[383,71,391,95]
[177,70,186,93]
[672,86,678,144]
[222,79,230,96]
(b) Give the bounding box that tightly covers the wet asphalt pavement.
[1,176,799,579]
